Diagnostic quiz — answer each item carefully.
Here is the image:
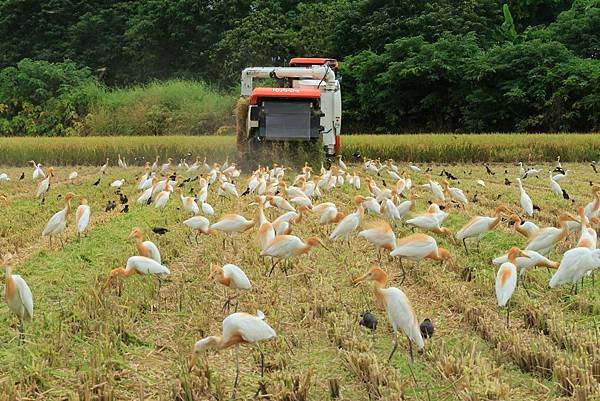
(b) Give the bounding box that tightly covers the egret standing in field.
[30,161,45,181]
[103,255,170,293]
[508,214,539,240]
[548,172,563,198]
[129,227,161,264]
[495,247,529,328]
[492,249,558,296]
[549,247,600,293]
[3,253,33,342]
[100,158,109,175]
[455,204,512,254]
[210,214,255,250]
[442,179,468,208]
[42,192,76,247]
[516,178,534,217]
[75,197,91,240]
[183,215,211,243]
[256,197,275,253]
[36,167,54,202]
[209,263,252,312]
[188,311,276,396]
[358,221,396,263]
[154,182,172,211]
[525,214,570,255]
[330,195,365,243]
[260,235,326,275]
[68,171,78,184]
[353,267,424,362]
[390,233,450,282]
[175,188,200,215]
[110,178,125,190]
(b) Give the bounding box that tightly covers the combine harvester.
[236,58,342,164]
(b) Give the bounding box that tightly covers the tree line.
[0,0,598,134]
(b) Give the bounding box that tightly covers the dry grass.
[1,152,600,400]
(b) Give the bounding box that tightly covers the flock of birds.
[2,153,600,394]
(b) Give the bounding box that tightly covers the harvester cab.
[237,57,342,160]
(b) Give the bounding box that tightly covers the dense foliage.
[0,0,598,134]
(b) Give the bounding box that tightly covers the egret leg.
[377,249,382,264]
[18,319,24,344]
[156,277,162,297]
[593,271,596,288]
[521,276,532,297]
[269,259,281,276]
[476,238,481,253]
[388,333,398,362]
[462,239,469,255]
[222,297,231,313]
[506,302,511,329]
[257,344,265,377]
[407,335,414,364]
[233,344,241,389]
[397,258,406,285]
[195,232,199,245]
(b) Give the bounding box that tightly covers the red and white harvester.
[237,57,342,158]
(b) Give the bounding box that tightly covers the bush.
[0,59,99,136]
[83,80,236,136]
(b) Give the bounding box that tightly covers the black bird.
[182,177,191,184]
[496,194,502,200]
[359,312,378,331]
[562,189,571,200]
[119,193,128,204]
[504,169,508,174]
[425,167,432,173]
[420,318,434,339]
[439,169,445,177]
[504,178,511,186]
[471,193,478,203]
[381,179,387,188]
[105,200,116,212]
[533,204,541,212]
[592,161,598,174]
[444,170,457,180]
[19,172,25,180]
[352,151,362,162]
[189,187,195,195]
[241,187,250,196]
[169,172,177,181]
[121,204,129,213]
[177,182,186,188]
[93,178,101,186]
[152,227,169,235]
[484,164,495,176]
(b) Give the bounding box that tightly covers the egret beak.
[318,239,330,251]
[102,276,112,290]
[188,354,198,372]
[352,272,369,287]
[519,251,530,258]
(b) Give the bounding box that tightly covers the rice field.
[1,146,600,400]
[2,133,600,166]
